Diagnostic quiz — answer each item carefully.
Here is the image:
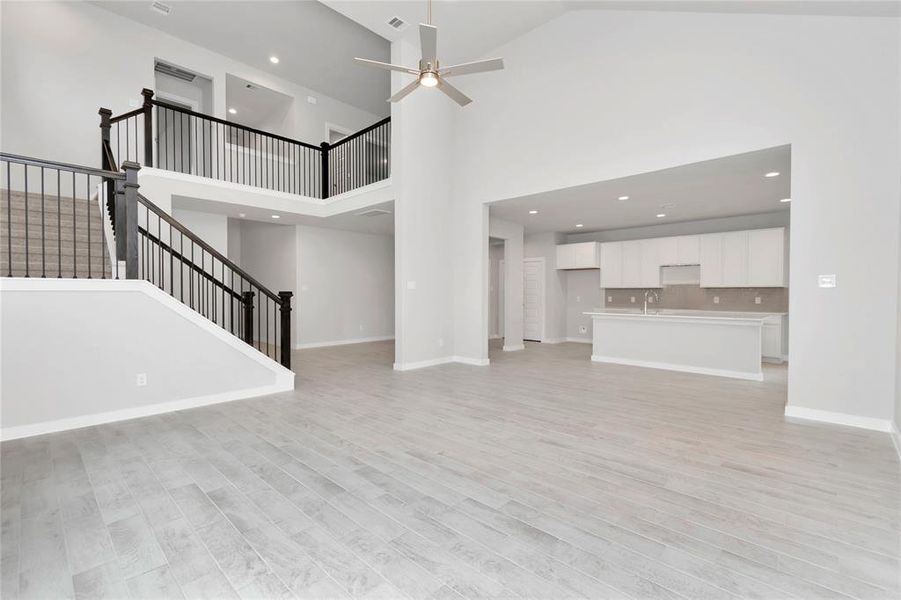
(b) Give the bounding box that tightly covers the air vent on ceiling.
[154,61,195,82]
[387,16,408,31]
[356,208,392,217]
[150,2,172,16]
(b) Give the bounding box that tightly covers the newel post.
[121,161,141,279]
[242,291,255,346]
[278,291,293,369]
[141,88,154,167]
[99,108,112,167]
[320,141,330,199]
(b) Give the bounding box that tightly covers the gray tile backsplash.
[604,285,788,312]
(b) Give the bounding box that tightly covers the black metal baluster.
[57,170,61,277]
[40,167,45,277]
[6,162,11,276]
[86,175,92,278]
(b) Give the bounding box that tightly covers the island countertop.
[583,309,781,325]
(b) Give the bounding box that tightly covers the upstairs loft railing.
[101,89,390,199]
[1,151,293,369]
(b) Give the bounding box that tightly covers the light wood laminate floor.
[2,340,899,599]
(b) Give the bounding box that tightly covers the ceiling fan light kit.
[354,0,504,106]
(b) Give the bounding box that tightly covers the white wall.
[448,10,900,422]
[524,232,567,342]
[172,208,229,256]
[0,280,292,439]
[392,39,457,369]
[488,243,504,337]
[566,271,604,343]
[295,225,394,347]
[0,1,381,169]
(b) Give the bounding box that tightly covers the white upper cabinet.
[599,239,661,288]
[555,242,600,269]
[699,234,723,287]
[658,235,700,266]
[748,228,786,287]
[640,239,661,287]
[599,242,622,287]
[700,228,786,288]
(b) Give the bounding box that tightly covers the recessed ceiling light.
[764,171,780,178]
[228,108,237,115]
[780,198,791,203]
[618,195,629,201]
[656,213,666,218]
[271,215,280,219]
[575,224,584,228]
[528,210,538,214]
[238,213,246,218]
[269,56,280,64]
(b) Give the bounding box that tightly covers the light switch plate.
[136,373,147,387]
[818,274,836,288]
[607,296,612,302]
[755,296,761,304]
[579,325,587,334]
[406,281,417,290]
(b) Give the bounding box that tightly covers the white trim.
[783,405,893,432]
[394,356,455,371]
[452,356,490,367]
[891,422,901,463]
[488,334,503,340]
[523,257,546,342]
[503,344,525,352]
[155,91,201,113]
[1,384,284,441]
[295,336,393,349]
[565,337,593,344]
[591,354,763,381]
[542,338,565,344]
[325,122,353,142]
[393,356,490,371]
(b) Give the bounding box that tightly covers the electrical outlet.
[406,281,417,290]
[575,295,581,303]
[359,324,364,331]
[437,337,444,348]
[713,296,720,304]
[578,325,587,334]
[307,95,317,104]
[630,296,635,303]
[755,296,761,304]
[136,373,147,387]
[607,296,612,303]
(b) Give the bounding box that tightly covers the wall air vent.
[154,61,196,83]
[387,16,408,31]
[356,208,392,217]
[150,2,172,16]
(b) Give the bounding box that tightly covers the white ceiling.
[173,196,395,235]
[92,1,391,116]
[225,74,293,131]
[489,145,791,234]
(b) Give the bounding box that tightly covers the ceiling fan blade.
[437,78,472,107]
[420,24,438,65]
[439,58,505,77]
[354,57,419,75]
[389,79,421,103]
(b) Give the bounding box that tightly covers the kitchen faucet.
[644,289,660,315]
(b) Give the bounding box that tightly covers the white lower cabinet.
[762,314,787,362]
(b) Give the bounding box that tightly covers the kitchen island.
[584,309,769,381]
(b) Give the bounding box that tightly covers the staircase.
[0,152,293,369]
[0,189,110,278]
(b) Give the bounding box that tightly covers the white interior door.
[523,258,544,342]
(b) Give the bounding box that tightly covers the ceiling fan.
[354,0,504,106]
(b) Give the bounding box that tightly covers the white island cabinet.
[585,310,767,381]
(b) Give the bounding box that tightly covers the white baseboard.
[0,383,291,441]
[591,355,763,382]
[394,355,490,371]
[783,405,893,433]
[489,334,503,340]
[295,336,393,349]
[542,338,565,344]
[452,356,490,366]
[565,337,592,344]
[503,344,525,352]
[891,422,901,463]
